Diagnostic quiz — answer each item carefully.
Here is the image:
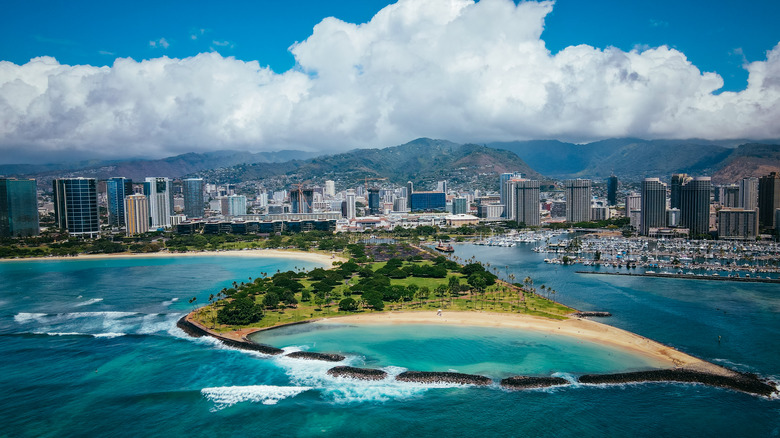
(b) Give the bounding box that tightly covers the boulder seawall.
[501,376,571,389]
[176,316,284,355]
[396,371,492,386]
[578,369,777,397]
[327,366,388,380]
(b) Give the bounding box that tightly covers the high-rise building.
[106,177,132,227]
[565,179,591,223]
[758,172,780,230]
[500,172,523,218]
[290,188,314,214]
[368,188,381,215]
[717,208,758,240]
[515,180,540,226]
[739,177,759,211]
[124,194,149,236]
[183,178,204,219]
[324,180,335,197]
[452,197,469,215]
[680,176,711,237]
[670,174,690,210]
[228,195,247,216]
[436,180,448,195]
[640,178,667,235]
[53,178,100,237]
[410,192,446,212]
[716,184,739,208]
[345,190,356,219]
[607,175,618,206]
[0,178,39,238]
[143,177,173,228]
[406,181,414,209]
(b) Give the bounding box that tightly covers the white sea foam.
[36,332,84,336]
[270,350,469,404]
[13,311,181,338]
[201,385,312,411]
[14,313,47,324]
[552,372,579,385]
[75,298,103,307]
[162,297,180,307]
[93,332,126,338]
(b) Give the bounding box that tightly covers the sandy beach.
[1,249,345,268]
[323,311,737,377]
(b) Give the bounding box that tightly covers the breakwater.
[500,376,570,389]
[572,311,612,318]
[396,371,492,386]
[176,316,284,355]
[179,315,777,397]
[576,271,780,284]
[287,351,346,362]
[579,369,777,397]
[327,366,388,380]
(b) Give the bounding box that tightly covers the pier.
[576,270,780,284]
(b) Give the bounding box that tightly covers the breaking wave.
[75,298,104,307]
[13,311,182,338]
[201,385,313,411]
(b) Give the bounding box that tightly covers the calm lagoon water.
[1,249,778,437]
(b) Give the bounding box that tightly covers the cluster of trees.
[374,257,452,279]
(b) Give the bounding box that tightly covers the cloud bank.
[1,0,779,163]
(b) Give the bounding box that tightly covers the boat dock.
[575,271,780,284]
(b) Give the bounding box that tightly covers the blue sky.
[1,0,779,163]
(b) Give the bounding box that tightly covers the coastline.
[317,311,733,376]
[0,249,344,268]
[181,309,777,396]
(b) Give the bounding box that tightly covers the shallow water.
[1,250,778,437]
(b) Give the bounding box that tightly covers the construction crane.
[291,182,313,214]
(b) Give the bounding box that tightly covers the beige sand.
[321,311,737,377]
[2,249,345,268]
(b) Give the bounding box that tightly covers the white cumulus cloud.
[1,0,779,163]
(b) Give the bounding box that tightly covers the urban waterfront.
[1,246,778,437]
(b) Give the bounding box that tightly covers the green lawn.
[192,258,575,332]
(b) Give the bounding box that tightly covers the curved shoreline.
[0,248,345,268]
[179,310,778,397]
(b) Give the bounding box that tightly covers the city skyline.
[1,0,779,164]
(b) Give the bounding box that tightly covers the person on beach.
[437,309,442,317]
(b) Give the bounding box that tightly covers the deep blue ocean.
[1,247,778,437]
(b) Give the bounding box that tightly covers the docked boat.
[435,241,455,252]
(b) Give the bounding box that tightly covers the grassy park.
[189,243,575,332]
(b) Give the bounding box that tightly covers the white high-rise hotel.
[345,190,356,219]
[144,177,172,228]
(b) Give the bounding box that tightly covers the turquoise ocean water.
[1,248,779,437]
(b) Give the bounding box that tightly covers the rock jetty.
[327,366,388,380]
[285,351,346,362]
[396,371,492,386]
[176,316,283,355]
[578,369,778,397]
[500,376,571,389]
[572,311,612,317]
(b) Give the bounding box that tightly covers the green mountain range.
[5,137,779,189]
[192,138,543,191]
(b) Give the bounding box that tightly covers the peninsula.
[179,243,778,398]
